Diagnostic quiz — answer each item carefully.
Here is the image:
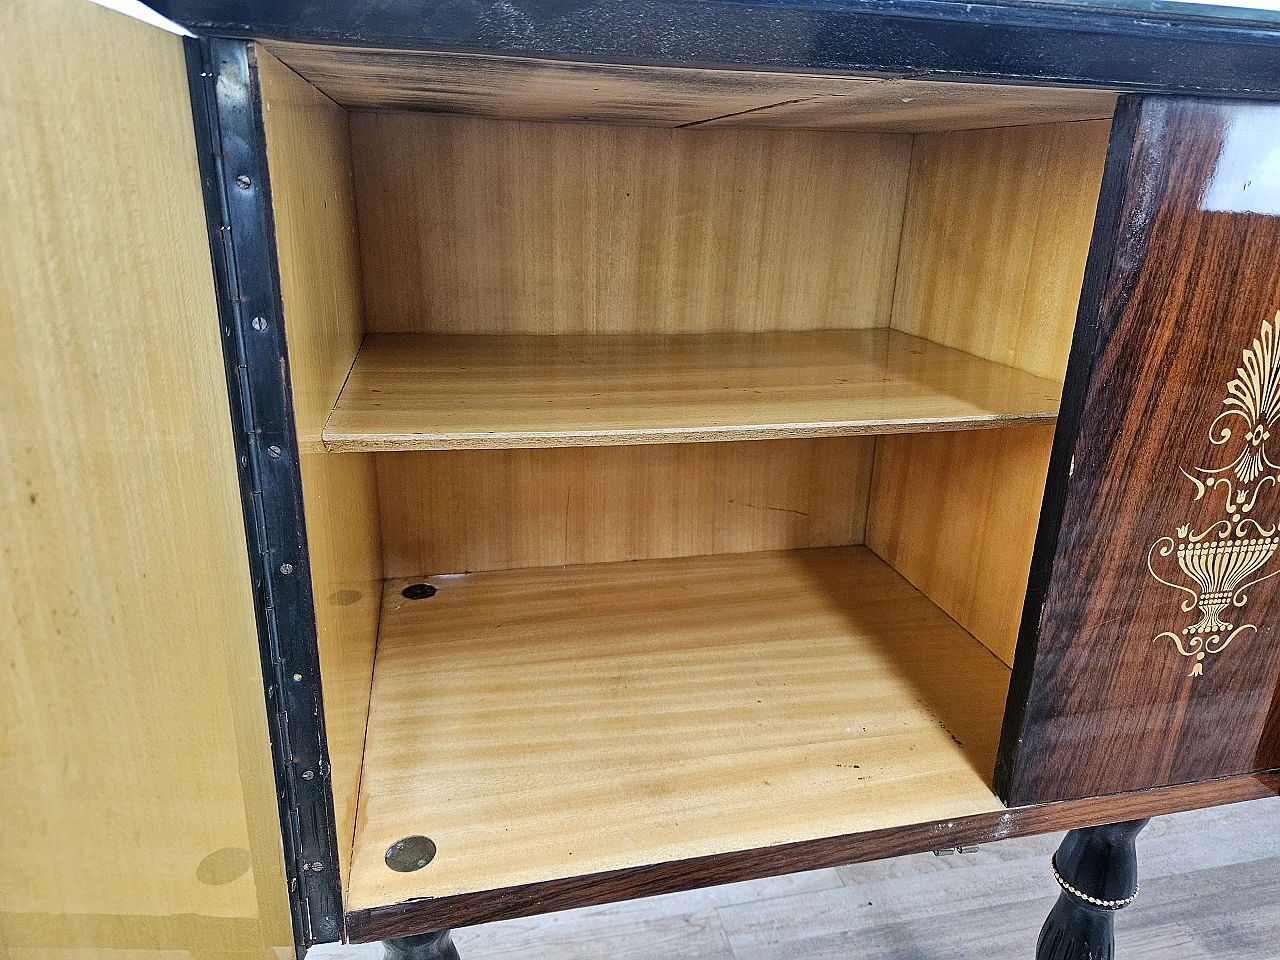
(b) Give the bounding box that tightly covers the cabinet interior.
[252,44,1113,928]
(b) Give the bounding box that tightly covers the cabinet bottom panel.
[346,547,1012,920]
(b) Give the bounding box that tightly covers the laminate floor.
[316,796,1280,960]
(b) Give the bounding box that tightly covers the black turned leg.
[384,930,460,960]
[1037,819,1149,960]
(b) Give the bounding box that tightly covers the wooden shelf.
[324,330,1061,451]
[347,546,1012,917]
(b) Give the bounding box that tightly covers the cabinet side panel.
[0,1,291,954]
[868,121,1109,664]
[890,119,1111,382]
[350,113,911,334]
[256,47,382,898]
[866,425,1056,667]
[1006,97,1280,804]
[377,439,874,577]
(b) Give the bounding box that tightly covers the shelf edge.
[322,410,1060,453]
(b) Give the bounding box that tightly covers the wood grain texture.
[868,121,1100,671]
[345,772,1280,940]
[347,547,1012,917]
[376,439,874,577]
[364,798,1279,960]
[0,1,290,951]
[1000,97,1280,805]
[255,46,382,900]
[266,43,1118,132]
[867,425,1055,667]
[349,114,911,334]
[892,120,1112,382]
[324,330,1062,451]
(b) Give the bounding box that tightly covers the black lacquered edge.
[184,38,343,951]
[154,0,1280,97]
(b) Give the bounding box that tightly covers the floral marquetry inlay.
[1146,311,1280,677]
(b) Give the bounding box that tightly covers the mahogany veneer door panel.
[999,96,1280,805]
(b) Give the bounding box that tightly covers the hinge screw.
[251,315,267,331]
[267,445,282,459]
[302,769,315,780]
[292,672,303,682]
[280,562,294,575]
[934,845,980,857]
[310,861,324,872]
[235,174,252,189]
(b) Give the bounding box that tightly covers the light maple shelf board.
[347,545,1012,913]
[324,329,1062,451]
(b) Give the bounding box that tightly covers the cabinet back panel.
[377,439,874,577]
[350,113,911,334]
[256,48,382,896]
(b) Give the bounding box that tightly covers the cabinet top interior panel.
[347,546,1011,918]
[323,329,1062,451]
[266,43,1118,132]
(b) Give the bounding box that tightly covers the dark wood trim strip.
[344,771,1279,942]
[150,0,1280,99]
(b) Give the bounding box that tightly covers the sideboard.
[6,0,1280,957]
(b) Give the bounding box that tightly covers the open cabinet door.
[998,95,1280,806]
[0,1,295,956]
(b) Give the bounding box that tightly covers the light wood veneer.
[268,42,1117,132]
[349,114,910,335]
[376,438,876,577]
[347,546,1011,912]
[255,47,383,894]
[891,120,1111,382]
[868,425,1056,667]
[0,3,290,947]
[325,330,1062,451]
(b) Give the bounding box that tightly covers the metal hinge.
[188,38,343,949]
[250,490,271,564]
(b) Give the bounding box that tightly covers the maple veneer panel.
[267,43,1117,131]
[348,547,1010,911]
[867,425,1056,667]
[867,121,1097,661]
[376,438,874,577]
[892,119,1111,381]
[256,47,382,895]
[350,114,911,334]
[0,1,289,943]
[325,330,1061,451]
